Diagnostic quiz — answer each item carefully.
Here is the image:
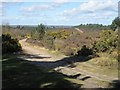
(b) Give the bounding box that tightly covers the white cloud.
[21,4,53,12]
[56,0,118,25]
[102,11,117,16]
[58,1,118,16]
[86,14,106,19]
[79,11,117,20]
[79,1,117,12]
[19,0,71,18]
[20,0,70,13]
[58,8,78,16]
[2,0,118,25]
[52,0,71,7]
[21,12,47,17]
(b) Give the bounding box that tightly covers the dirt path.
[75,28,83,33]
[19,39,118,88]
[19,39,68,69]
[20,39,67,60]
[55,65,117,82]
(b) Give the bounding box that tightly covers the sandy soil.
[19,39,118,88]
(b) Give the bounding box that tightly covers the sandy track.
[20,39,66,61]
[19,39,118,88]
[19,39,68,69]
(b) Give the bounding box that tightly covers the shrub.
[111,17,120,31]
[77,45,94,56]
[92,53,117,66]
[84,36,92,39]
[20,34,25,37]
[62,47,75,56]
[2,33,22,54]
[31,24,46,40]
[45,30,71,40]
[41,30,72,51]
[54,39,65,51]
[92,30,118,53]
[31,31,41,40]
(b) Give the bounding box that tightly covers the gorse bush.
[92,30,118,53]
[2,33,22,54]
[39,30,72,50]
[45,30,72,39]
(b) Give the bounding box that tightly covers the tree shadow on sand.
[19,53,51,59]
[2,50,95,88]
[2,53,84,89]
[108,80,120,88]
[23,53,93,70]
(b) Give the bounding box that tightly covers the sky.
[0,0,119,25]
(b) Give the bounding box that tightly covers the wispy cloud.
[1,0,118,25]
[52,0,71,7]
[58,1,118,16]
[21,4,53,12]
[79,1,117,12]
[20,0,70,12]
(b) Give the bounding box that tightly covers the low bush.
[77,45,94,56]
[2,33,22,54]
[20,34,26,37]
[31,24,46,40]
[92,30,118,53]
[92,53,117,66]
[54,39,66,51]
[62,47,75,56]
[84,36,92,39]
[45,30,72,40]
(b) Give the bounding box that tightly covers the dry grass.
[88,52,118,68]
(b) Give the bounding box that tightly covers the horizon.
[1,0,119,25]
[1,23,112,26]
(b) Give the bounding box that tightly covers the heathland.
[2,17,120,88]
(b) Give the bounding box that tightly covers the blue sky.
[1,0,119,25]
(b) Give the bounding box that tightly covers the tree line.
[74,17,120,30]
